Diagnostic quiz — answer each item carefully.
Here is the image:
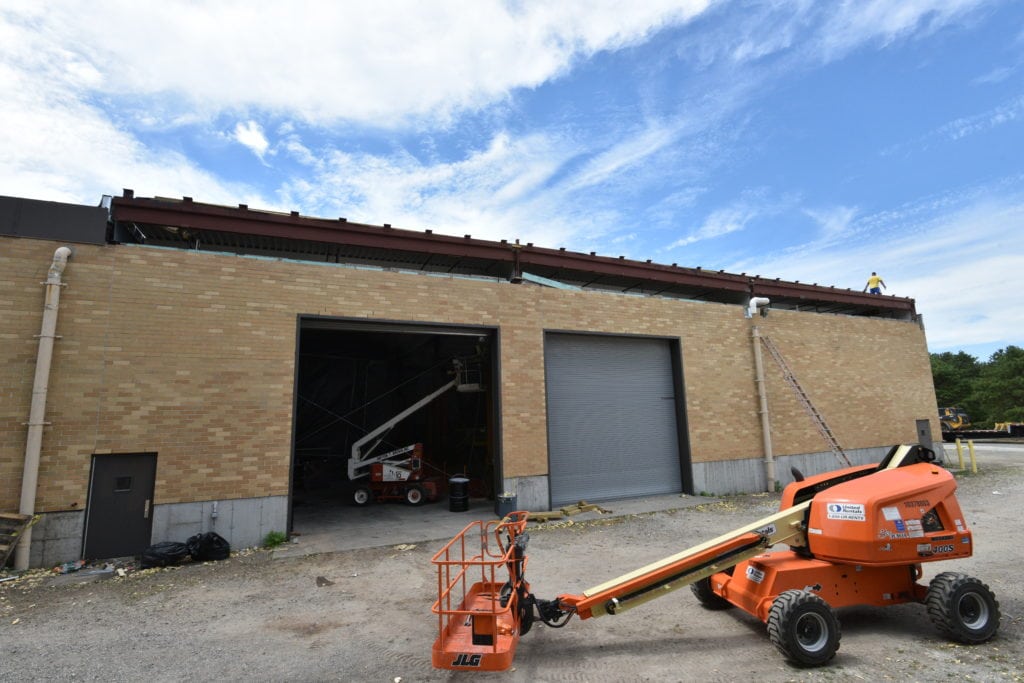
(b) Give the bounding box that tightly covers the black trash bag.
[186,532,231,562]
[139,541,190,569]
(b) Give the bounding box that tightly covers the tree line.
[930,345,1024,428]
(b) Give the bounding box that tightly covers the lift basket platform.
[431,512,529,671]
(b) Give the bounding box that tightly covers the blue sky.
[2,1,1022,360]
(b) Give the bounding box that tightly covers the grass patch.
[262,531,288,548]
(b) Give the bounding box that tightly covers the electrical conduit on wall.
[15,246,72,570]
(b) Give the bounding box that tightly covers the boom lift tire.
[767,590,841,667]
[926,572,1001,644]
[690,577,733,610]
[353,486,373,506]
[405,485,425,505]
[518,597,535,636]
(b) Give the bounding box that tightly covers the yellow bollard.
[955,438,964,470]
[968,439,977,473]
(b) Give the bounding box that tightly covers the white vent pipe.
[15,246,72,570]
[747,297,770,318]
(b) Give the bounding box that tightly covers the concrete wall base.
[151,496,288,553]
[691,446,892,495]
[501,475,550,512]
[503,447,895,510]
[21,496,288,568]
[26,510,84,568]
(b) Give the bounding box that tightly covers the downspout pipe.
[15,246,72,570]
[747,297,775,493]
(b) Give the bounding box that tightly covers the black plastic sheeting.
[139,532,230,569]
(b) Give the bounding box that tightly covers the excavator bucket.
[431,512,530,671]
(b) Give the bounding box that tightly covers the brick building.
[1,193,940,567]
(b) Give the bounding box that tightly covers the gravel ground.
[2,447,1022,682]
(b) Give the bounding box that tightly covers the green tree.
[969,346,1024,425]
[930,351,981,411]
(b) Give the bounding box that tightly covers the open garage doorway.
[289,318,499,533]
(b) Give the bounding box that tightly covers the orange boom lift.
[431,444,1000,669]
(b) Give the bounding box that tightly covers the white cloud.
[5,1,710,128]
[276,130,585,245]
[0,48,257,206]
[0,0,999,219]
[0,1,715,212]
[233,120,269,159]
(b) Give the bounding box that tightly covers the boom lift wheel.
[405,485,425,505]
[926,572,1001,644]
[767,590,841,667]
[690,577,733,610]
[352,486,373,506]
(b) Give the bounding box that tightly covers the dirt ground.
[2,447,1022,682]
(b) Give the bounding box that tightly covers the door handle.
[144,499,151,519]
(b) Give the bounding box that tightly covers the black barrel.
[448,475,469,512]
[496,494,517,518]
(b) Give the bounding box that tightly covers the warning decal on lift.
[882,506,902,521]
[826,503,866,521]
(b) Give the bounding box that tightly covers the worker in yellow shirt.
[864,272,886,295]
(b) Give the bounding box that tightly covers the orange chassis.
[431,444,1001,670]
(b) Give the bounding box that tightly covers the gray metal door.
[544,334,682,506]
[916,419,934,452]
[83,453,157,559]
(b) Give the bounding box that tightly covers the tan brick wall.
[1,237,939,511]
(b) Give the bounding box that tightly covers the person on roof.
[863,272,886,295]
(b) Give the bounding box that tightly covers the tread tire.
[690,577,733,610]
[352,487,373,506]
[926,572,1000,644]
[767,589,840,667]
[405,485,425,505]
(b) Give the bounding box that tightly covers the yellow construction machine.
[939,406,971,434]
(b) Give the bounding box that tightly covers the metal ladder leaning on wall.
[0,513,33,568]
[759,336,852,468]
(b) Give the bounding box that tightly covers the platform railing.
[431,512,529,664]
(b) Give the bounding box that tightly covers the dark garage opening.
[289,318,498,530]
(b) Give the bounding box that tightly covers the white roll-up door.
[544,333,682,506]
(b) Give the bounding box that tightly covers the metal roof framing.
[110,191,917,319]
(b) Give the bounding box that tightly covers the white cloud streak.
[666,204,757,249]
[804,206,858,240]
[937,95,1024,140]
[815,0,987,61]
